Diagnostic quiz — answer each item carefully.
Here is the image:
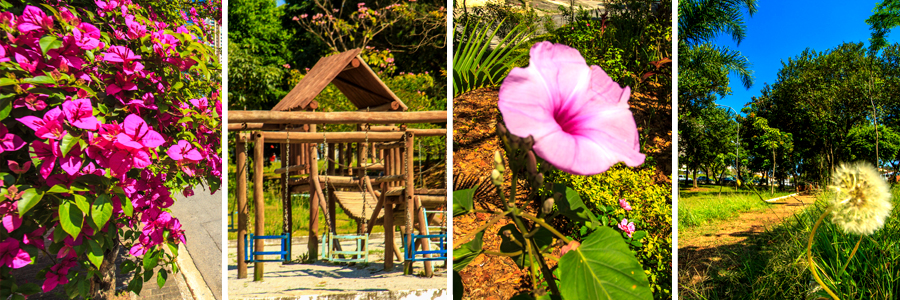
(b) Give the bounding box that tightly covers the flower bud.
[491,169,503,186]
[502,229,512,238]
[542,197,554,215]
[525,150,537,175]
[534,173,544,188]
[493,151,505,173]
[521,136,535,150]
[497,122,508,136]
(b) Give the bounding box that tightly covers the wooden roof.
[272,48,408,112]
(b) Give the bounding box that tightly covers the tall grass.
[681,190,900,299]
[678,185,793,228]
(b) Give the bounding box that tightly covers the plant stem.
[456,211,510,245]
[483,250,523,257]
[839,235,863,276]
[520,213,573,244]
[807,206,840,300]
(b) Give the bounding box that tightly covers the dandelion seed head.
[828,162,893,236]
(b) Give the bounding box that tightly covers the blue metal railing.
[244,232,291,263]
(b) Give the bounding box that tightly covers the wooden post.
[382,182,394,270]
[404,132,420,274]
[236,142,248,279]
[308,127,320,261]
[415,196,433,277]
[253,133,265,281]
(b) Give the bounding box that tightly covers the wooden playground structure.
[229,49,448,281]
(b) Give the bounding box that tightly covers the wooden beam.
[384,188,447,197]
[356,101,401,112]
[238,131,405,144]
[227,123,280,131]
[228,111,446,125]
[273,164,306,174]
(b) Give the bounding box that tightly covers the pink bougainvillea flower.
[0,44,9,63]
[167,140,203,162]
[102,46,143,74]
[13,93,48,111]
[62,98,101,131]
[21,107,67,140]
[106,72,138,95]
[60,145,83,175]
[125,15,147,39]
[42,259,76,292]
[117,114,165,149]
[617,218,636,238]
[31,139,61,179]
[189,97,209,112]
[619,198,632,211]
[17,6,54,33]
[72,23,102,50]
[8,160,31,174]
[498,41,645,175]
[0,124,25,153]
[182,188,194,197]
[0,239,31,269]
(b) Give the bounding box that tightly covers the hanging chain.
[361,118,369,232]
[321,125,330,240]
[404,133,412,245]
[284,125,290,235]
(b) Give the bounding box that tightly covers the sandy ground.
[227,234,447,299]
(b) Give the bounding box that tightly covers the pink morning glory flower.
[0,239,31,269]
[62,98,101,131]
[617,218,636,238]
[619,199,632,211]
[16,6,53,33]
[167,140,203,162]
[498,41,645,175]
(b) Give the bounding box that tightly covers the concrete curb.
[234,289,448,300]
[177,243,217,299]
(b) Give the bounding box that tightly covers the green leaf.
[60,134,80,156]
[121,196,133,217]
[497,224,530,269]
[58,200,83,239]
[128,276,143,295]
[91,194,113,229]
[16,283,40,295]
[0,95,12,121]
[0,78,16,86]
[47,184,69,194]
[157,270,167,288]
[86,238,103,269]
[18,189,43,216]
[631,230,648,241]
[172,82,183,90]
[73,194,89,215]
[453,188,476,217]
[143,249,159,269]
[39,36,61,57]
[22,76,55,85]
[121,260,136,273]
[553,183,599,229]
[453,271,464,300]
[452,231,483,271]
[558,227,652,300]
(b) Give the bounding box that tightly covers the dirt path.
[678,194,818,296]
[679,194,816,250]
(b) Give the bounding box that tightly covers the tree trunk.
[692,169,698,189]
[90,241,120,299]
[772,150,776,195]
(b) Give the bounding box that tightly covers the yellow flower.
[828,162,893,235]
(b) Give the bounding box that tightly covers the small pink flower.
[617,218,635,238]
[619,199,632,211]
[8,160,31,174]
[498,42,644,175]
[183,188,194,197]
[283,64,291,69]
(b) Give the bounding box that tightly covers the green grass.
[681,190,900,299]
[678,184,794,228]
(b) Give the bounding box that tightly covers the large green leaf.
[39,35,62,57]
[452,188,476,217]
[452,231,484,271]
[558,227,652,300]
[497,224,532,269]
[59,200,83,239]
[86,238,103,269]
[553,184,599,229]
[453,271,464,300]
[453,17,531,96]
[91,194,113,229]
[18,188,43,216]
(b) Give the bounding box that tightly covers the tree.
[751,118,792,193]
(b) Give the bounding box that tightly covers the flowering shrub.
[0,0,220,298]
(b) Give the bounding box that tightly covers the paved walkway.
[227,234,447,299]
[170,187,224,299]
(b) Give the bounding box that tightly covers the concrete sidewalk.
[170,187,224,299]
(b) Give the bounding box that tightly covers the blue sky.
[710,0,900,115]
[277,0,286,6]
